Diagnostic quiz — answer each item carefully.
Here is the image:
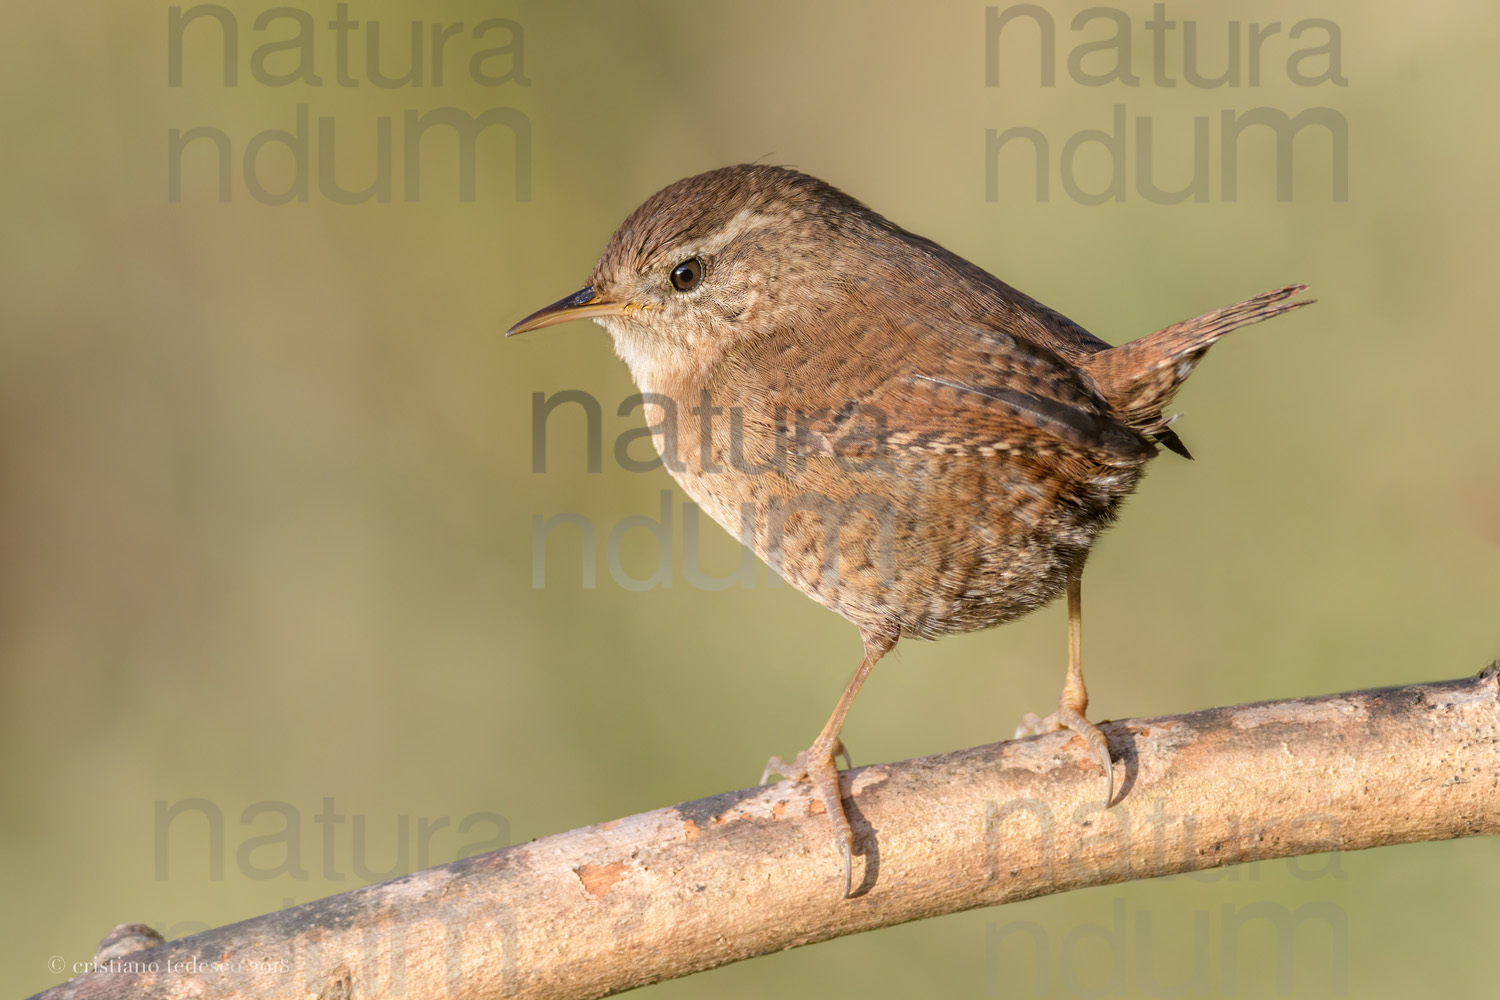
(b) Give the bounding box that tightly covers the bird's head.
[507,164,877,385]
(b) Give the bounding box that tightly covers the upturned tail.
[1083,284,1313,458]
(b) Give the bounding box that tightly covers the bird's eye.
[670,258,704,292]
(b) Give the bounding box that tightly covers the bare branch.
[34,666,1500,1000]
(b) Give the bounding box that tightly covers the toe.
[1057,706,1113,805]
[1015,710,1063,739]
[761,741,858,896]
[762,754,803,785]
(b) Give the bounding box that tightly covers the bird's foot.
[762,737,856,897]
[1015,707,1114,806]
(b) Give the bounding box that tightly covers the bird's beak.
[506,287,629,336]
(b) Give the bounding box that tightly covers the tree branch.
[34,666,1500,1000]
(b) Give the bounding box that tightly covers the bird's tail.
[1083,284,1313,457]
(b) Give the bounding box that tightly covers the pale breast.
[637,377,1143,642]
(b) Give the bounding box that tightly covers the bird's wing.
[770,318,1155,467]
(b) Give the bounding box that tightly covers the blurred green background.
[4,0,1497,996]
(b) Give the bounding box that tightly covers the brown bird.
[509,164,1311,896]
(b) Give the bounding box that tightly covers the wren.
[509,164,1312,897]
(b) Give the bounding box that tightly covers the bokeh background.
[5,1,1497,996]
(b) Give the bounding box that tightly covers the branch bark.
[34,666,1500,1000]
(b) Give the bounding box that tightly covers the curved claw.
[761,741,855,895]
[1057,704,1113,806]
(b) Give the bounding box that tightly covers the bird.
[508,164,1311,897]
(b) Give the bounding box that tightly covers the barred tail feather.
[1085,284,1313,436]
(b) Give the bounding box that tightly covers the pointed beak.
[506,287,629,336]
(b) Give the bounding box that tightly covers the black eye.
[670,258,703,292]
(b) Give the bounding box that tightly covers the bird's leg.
[1056,570,1115,803]
[1014,568,1114,805]
[762,632,893,897]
